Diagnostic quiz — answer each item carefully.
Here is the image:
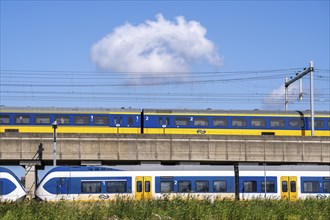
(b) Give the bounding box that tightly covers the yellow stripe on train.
[143,128,330,136]
[1,126,329,136]
[0,126,141,134]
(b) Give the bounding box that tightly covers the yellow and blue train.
[0,106,329,136]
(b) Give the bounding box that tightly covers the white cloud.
[262,82,300,110]
[91,14,222,83]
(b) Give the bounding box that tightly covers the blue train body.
[35,165,330,202]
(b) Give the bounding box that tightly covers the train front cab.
[280,176,297,201]
[135,176,152,200]
[0,167,26,202]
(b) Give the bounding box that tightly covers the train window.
[194,118,208,126]
[128,116,133,126]
[324,182,330,193]
[94,116,109,125]
[196,181,209,192]
[160,181,174,193]
[232,118,247,127]
[243,181,257,192]
[175,118,189,126]
[106,181,127,193]
[315,120,324,128]
[213,118,228,127]
[251,118,266,127]
[55,116,70,124]
[81,181,101,193]
[15,115,30,124]
[166,117,170,125]
[290,181,296,192]
[158,117,163,125]
[178,181,191,192]
[282,181,288,192]
[145,181,151,192]
[60,178,66,186]
[35,116,51,124]
[288,119,304,128]
[137,181,142,192]
[261,181,275,193]
[308,119,324,128]
[214,180,227,192]
[270,119,285,128]
[328,120,330,128]
[303,181,319,193]
[0,115,10,124]
[74,116,90,125]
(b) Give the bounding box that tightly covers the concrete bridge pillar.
[25,165,36,198]
[20,162,39,199]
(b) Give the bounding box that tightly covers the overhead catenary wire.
[1,68,329,109]
[1,73,328,87]
[1,68,327,79]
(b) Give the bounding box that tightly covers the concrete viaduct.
[0,133,329,198]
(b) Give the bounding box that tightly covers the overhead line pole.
[52,121,58,166]
[284,61,314,136]
[285,77,288,111]
[310,61,314,137]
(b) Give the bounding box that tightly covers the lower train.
[0,167,26,202]
[35,165,330,202]
[1,106,329,136]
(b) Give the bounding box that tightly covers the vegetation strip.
[1,198,329,220]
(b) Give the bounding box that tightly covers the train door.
[113,115,123,134]
[280,176,297,201]
[158,117,170,134]
[135,176,152,200]
[57,177,69,195]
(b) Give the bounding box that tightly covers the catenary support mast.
[285,61,314,136]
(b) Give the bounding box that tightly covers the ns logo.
[197,129,206,134]
[99,194,110,200]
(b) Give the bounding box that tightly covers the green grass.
[0,198,329,220]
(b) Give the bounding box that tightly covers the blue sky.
[1,0,329,180]
[1,0,329,112]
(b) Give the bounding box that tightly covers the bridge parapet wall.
[0,133,329,165]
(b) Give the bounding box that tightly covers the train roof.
[239,164,330,172]
[38,165,234,184]
[38,166,120,184]
[48,166,120,172]
[39,165,329,182]
[143,108,330,117]
[0,166,16,173]
[44,165,234,172]
[1,106,329,117]
[0,106,141,114]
